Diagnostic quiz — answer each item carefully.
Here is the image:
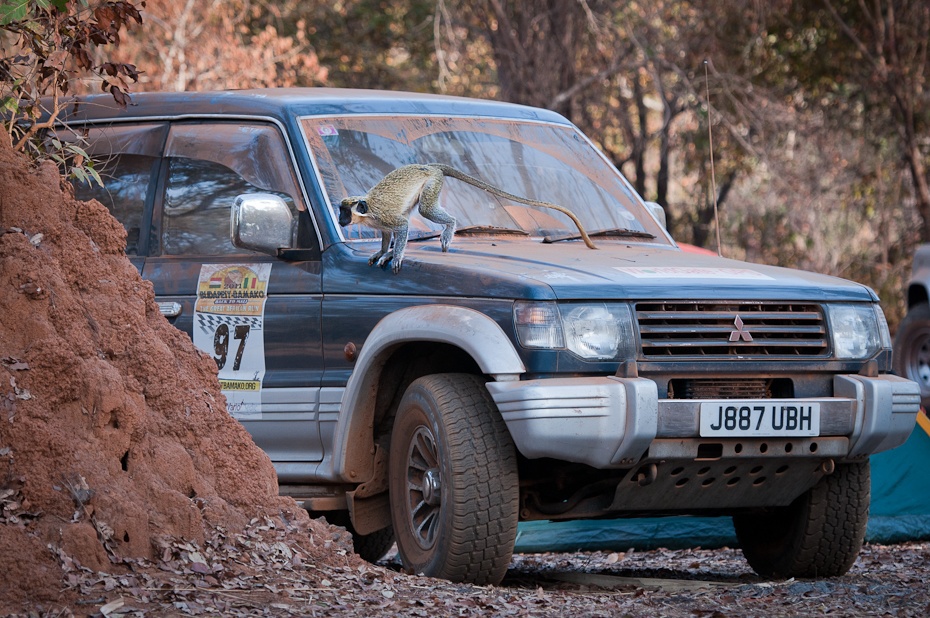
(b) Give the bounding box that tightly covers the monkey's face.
[339,198,369,226]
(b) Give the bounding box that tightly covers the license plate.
[699,401,820,437]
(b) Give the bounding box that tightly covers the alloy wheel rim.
[406,425,442,550]
[908,331,930,394]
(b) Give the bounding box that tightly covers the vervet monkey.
[339,163,596,273]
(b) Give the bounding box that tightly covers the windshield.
[300,115,670,245]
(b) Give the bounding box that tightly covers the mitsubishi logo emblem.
[729,315,753,342]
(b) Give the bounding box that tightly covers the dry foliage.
[0,1,142,151]
[11,531,930,617]
[108,0,327,92]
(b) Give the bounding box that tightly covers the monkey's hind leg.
[417,176,456,252]
[434,210,456,253]
[369,231,393,267]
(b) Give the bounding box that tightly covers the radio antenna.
[704,60,722,257]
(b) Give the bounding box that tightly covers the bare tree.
[111,0,328,92]
[822,0,930,241]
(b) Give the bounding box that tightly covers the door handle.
[157,301,182,318]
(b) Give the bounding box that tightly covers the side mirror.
[231,193,294,255]
[644,201,667,230]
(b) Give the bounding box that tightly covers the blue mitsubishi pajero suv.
[53,88,919,584]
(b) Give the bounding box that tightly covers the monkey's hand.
[372,250,400,272]
[367,250,387,266]
[374,250,404,273]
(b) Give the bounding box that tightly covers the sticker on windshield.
[317,125,339,137]
[193,264,272,420]
[614,267,774,280]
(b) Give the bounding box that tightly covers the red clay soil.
[0,139,340,610]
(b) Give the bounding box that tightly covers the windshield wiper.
[454,225,529,236]
[408,226,530,242]
[408,231,442,242]
[543,228,655,244]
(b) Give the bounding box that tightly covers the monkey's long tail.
[435,164,597,250]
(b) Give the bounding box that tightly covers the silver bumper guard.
[485,374,920,469]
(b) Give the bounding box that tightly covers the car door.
[141,121,326,480]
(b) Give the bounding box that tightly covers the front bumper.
[486,374,920,469]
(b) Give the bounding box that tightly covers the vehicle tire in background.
[318,511,395,564]
[388,373,519,585]
[733,460,870,578]
[893,302,930,409]
[349,525,396,564]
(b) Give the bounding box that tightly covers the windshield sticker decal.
[193,264,272,420]
[530,270,582,281]
[614,266,775,280]
[317,124,339,136]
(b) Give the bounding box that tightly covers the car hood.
[323,239,878,302]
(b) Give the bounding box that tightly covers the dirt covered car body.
[894,244,930,408]
[53,89,919,584]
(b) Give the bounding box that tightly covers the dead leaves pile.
[15,515,930,617]
[42,513,380,617]
[0,464,41,527]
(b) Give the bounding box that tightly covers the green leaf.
[65,143,90,159]
[0,0,54,24]
[85,165,103,187]
[71,167,88,185]
[1,97,19,114]
[0,0,29,25]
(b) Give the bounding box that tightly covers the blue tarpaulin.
[514,416,930,553]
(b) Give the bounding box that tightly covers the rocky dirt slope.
[0,137,355,611]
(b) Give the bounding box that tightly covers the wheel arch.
[907,282,929,308]
[907,244,930,307]
[332,305,526,484]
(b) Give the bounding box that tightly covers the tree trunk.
[693,170,736,249]
[904,138,930,242]
[481,0,586,118]
[632,77,648,197]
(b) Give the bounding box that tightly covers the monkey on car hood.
[339,163,596,274]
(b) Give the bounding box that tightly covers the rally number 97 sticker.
[193,264,271,419]
[213,323,251,371]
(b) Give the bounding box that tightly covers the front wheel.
[317,511,395,564]
[733,460,870,578]
[388,373,519,585]
[893,302,930,408]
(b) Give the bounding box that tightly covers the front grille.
[666,378,793,399]
[637,302,828,358]
[669,378,771,399]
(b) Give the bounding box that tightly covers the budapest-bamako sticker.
[193,264,272,419]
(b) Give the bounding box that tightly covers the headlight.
[514,301,636,360]
[828,304,887,360]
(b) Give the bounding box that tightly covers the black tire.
[893,302,930,408]
[319,512,395,563]
[388,373,519,585]
[734,460,870,578]
[350,525,396,563]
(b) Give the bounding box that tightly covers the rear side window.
[160,123,303,256]
[66,123,166,255]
